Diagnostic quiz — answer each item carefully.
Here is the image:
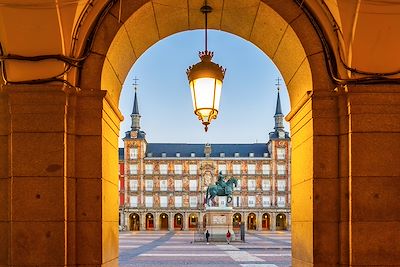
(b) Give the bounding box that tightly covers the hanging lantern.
[186,4,226,132]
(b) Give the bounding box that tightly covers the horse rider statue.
[205,172,238,206]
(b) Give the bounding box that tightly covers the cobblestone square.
[119,231,291,267]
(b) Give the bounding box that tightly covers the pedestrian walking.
[205,230,210,244]
[226,230,231,244]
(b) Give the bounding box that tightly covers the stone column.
[344,85,400,266]
[0,85,122,266]
[141,212,146,230]
[168,212,174,231]
[271,213,276,231]
[154,212,159,230]
[183,212,189,230]
[257,211,262,230]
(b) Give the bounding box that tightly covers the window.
[277,196,286,207]
[234,152,240,157]
[159,164,168,175]
[263,153,269,157]
[262,179,271,191]
[262,164,271,175]
[145,196,153,207]
[130,196,137,207]
[277,164,286,175]
[233,164,241,175]
[189,196,197,208]
[248,196,256,207]
[277,148,286,159]
[233,196,241,207]
[220,152,225,157]
[161,152,166,157]
[129,148,138,159]
[175,196,182,208]
[189,180,197,191]
[277,180,286,191]
[160,180,168,191]
[174,164,182,174]
[175,180,182,191]
[249,152,254,157]
[190,152,195,157]
[129,164,138,175]
[176,152,180,157]
[160,196,168,208]
[262,196,271,207]
[218,164,226,174]
[234,179,241,191]
[145,180,153,191]
[189,164,197,175]
[248,164,256,174]
[129,180,138,191]
[145,164,153,174]
[147,152,152,157]
[248,179,256,191]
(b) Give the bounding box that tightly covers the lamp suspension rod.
[201,1,212,52]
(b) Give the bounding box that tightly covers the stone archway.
[76,1,338,266]
[159,213,169,230]
[233,213,242,229]
[129,213,140,231]
[247,213,257,230]
[276,213,287,231]
[262,213,270,230]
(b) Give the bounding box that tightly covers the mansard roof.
[144,143,268,158]
[119,147,124,161]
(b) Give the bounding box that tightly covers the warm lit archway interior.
[2,0,400,266]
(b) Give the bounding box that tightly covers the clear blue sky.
[118,30,290,147]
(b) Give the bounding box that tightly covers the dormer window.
[264,153,269,157]
[147,153,152,157]
[191,152,195,157]
[161,152,166,158]
[220,152,225,157]
[249,152,254,157]
[234,152,240,157]
[176,152,181,157]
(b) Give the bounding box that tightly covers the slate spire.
[131,78,141,131]
[274,78,284,132]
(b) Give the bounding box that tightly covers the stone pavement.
[119,231,291,267]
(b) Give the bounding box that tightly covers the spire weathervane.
[275,77,281,90]
[133,76,139,91]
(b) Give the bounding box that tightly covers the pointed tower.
[269,78,289,140]
[274,85,285,133]
[131,88,141,131]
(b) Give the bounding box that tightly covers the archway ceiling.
[0,0,399,84]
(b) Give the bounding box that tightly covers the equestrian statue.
[205,171,238,206]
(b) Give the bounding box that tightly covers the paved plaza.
[119,231,291,267]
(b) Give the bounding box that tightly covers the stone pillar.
[271,213,276,231]
[154,212,159,230]
[0,89,10,266]
[243,212,248,230]
[183,212,189,230]
[257,211,262,231]
[141,213,146,230]
[345,86,400,266]
[168,212,174,231]
[0,85,121,266]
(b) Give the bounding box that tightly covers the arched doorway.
[276,213,287,230]
[233,213,242,229]
[262,213,270,230]
[188,213,198,229]
[247,213,257,230]
[174,213,183,230]
[159,213,168,230]
[146,213,154,230]
[74,0,337,266]
[129,213,140,231]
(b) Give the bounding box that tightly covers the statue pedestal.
[205,206,236,241]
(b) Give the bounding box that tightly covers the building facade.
[118,87,291,232]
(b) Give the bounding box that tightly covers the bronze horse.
[205,177,238,206]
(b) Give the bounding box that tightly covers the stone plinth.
[205,206,236,241]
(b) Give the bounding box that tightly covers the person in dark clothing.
[205,230,210,243]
